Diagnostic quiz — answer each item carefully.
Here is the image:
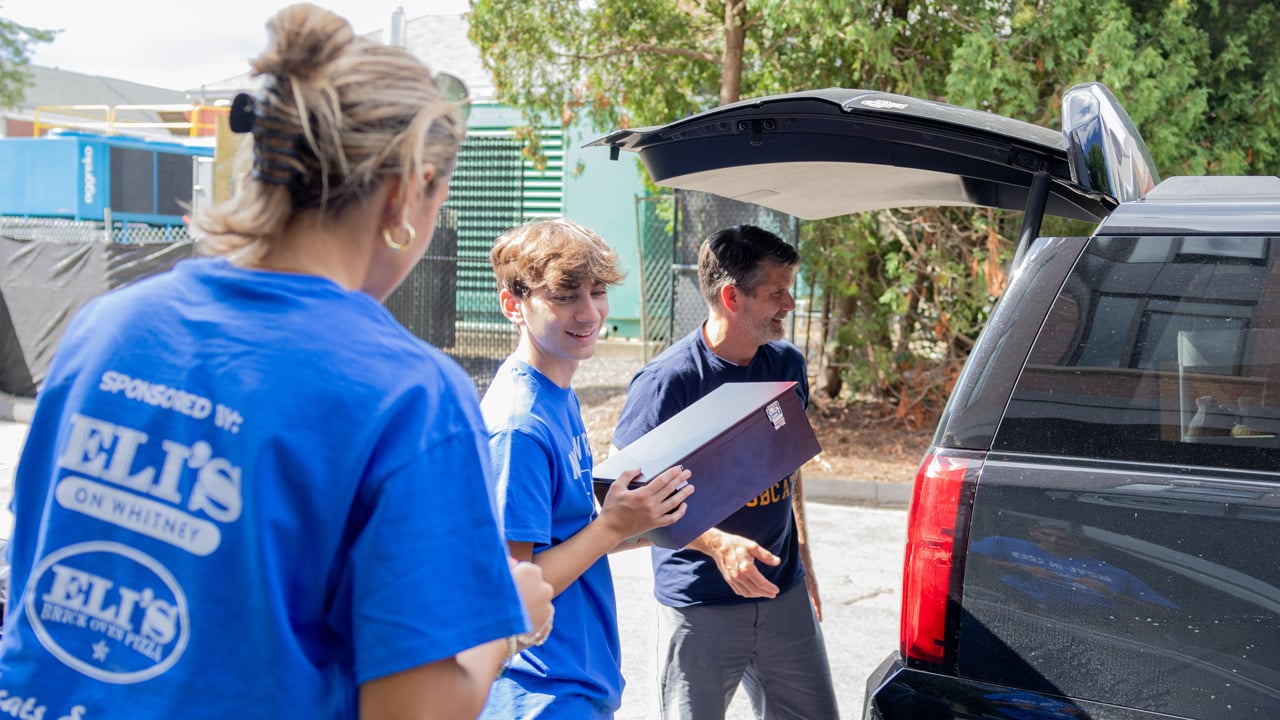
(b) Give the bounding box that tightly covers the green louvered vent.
[522,127,565,218]
[447,134,524,324]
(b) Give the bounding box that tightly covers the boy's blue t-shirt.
[480,358,621,719]
[0,257,527,718]
[612,326,809,607]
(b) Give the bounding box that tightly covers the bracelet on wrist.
[508,614,554,656]
[495,634,520,681]
[525,615,553,646]
[498,611,555,683]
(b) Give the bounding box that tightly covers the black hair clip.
[228,90,302,190]
[229,92,256,134]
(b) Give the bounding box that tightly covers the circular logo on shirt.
[24,541,190,684]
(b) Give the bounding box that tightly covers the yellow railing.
[31,104,110,135]
[33,103,230,137]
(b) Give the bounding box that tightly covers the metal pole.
[633,195,649,360]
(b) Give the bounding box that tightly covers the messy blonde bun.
[253,3,353,80]
[194,3,465,257]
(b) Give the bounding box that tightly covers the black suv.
[592,83,1280,718]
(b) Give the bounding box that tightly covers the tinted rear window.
[995,236,1280,472]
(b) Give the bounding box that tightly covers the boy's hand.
[598,465,693,541]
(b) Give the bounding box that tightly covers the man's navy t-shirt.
[612,326,809,607]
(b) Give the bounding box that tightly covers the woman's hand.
[509,557,554,638]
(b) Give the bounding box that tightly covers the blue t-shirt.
[0,257,527,719]
[612,326,809,607]
[480,358,621,720]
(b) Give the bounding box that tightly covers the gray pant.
[656,582,840,720]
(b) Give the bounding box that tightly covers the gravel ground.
[573,340,649,460]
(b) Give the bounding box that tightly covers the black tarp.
[0,206,509,400]
[0,235,194,397]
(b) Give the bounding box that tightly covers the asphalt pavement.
[611,502,905,719]
[0,417,907,719]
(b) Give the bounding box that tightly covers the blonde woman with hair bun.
[0,4,552,719]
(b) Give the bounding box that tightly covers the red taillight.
[900,449,981,667]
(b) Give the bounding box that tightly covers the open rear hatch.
[588,82,1159,258]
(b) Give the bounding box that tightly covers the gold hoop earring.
[383,222,415,252]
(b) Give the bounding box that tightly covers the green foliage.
[943,0,1280,176]
[469,0,714,133]
[469,0,975,130]
[0,10,55,110]
[468,0,1280,424]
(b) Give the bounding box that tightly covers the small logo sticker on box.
[766,401,786,429]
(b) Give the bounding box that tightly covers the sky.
[4,0,470,92]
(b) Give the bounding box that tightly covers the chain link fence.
[5,185,822,396]
[0,216,196,245]
[633,195,675,357]
[386,134,525,389]
[636,191,817,364]
[2,133,531,395]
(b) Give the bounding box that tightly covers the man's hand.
[688,528,781,599]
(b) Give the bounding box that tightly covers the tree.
[0,10,54,110]
[469,0,982,412]
[469,0,968,134]
[945,0,1280,177]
